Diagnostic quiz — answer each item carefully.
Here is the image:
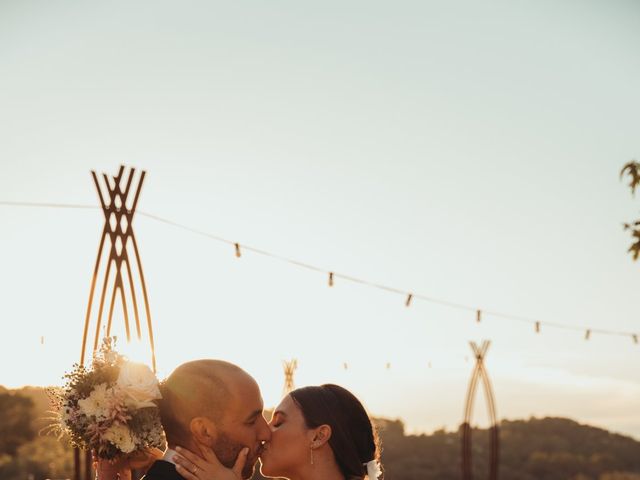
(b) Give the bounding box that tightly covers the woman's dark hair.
[289,384,381,480]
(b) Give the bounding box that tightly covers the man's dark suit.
[142,460,183,480]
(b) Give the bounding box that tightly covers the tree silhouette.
[620,161,640,259]
[0,393,35,456]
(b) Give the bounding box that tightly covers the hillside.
[375,417,640,480]
[2,387,640,480]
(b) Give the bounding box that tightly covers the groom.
[143,359,271,480]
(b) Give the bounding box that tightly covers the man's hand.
[95,457,131,480]
[94,448,164,480]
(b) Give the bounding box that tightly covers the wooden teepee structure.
[75,165,157,480]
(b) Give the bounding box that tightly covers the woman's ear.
[311,424,332,448]
[190,417,217,445]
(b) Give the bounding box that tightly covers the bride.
[173,384,383,480]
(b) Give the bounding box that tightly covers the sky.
[1,0,640,439]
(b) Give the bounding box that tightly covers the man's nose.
[258,416,272,441]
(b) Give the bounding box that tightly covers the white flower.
[365,460,383,480]
[78,383,111,420]
[103,423,137,453]
[116,362,161,410]
[104,350,119,365]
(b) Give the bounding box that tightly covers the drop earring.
[310,444,314,465]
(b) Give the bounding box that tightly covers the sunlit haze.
[1,0,639,440]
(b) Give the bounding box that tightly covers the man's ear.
[311,424,332,448]
[190,417,217,445]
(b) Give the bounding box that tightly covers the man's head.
[159,360,270,479]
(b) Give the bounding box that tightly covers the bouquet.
[48,337,165,461]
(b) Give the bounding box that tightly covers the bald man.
[143,360,271,480]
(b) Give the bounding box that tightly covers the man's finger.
[117,469,132,480]
[232,448,249,477]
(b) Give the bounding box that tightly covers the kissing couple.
[99,359,383,480]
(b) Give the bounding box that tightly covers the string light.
[406,293,413,307]
[1,200,637,348]
[33,336,494,373]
